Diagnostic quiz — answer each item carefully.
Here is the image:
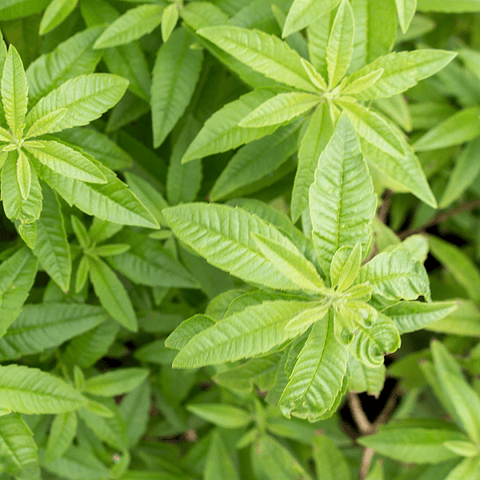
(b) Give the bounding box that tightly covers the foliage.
[0,0,478,479]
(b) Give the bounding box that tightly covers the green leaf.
[205,431,240,480]
[93,4,163,49]
[417,0,480,12]
[187,403,251,428]
[46,411,77,462]
[425,300,480,336]
[120,380,150,448]
[25,140,107,184]
[151,28,203,148]
[197,26,318,92]
[239,93,320,128]
[25,74,129,134]
[330,243,362,291]
[24,108,66,139]
[283,0,340,37]
[348,50,457,101]
[357,248,430,300]
[0,303,107,361]
[443,441,479,457]
[427,235,480,304]
[326,0,354,88]
[39,0,78,35]
[358,427,467,463]
[396,0,417,32]
[279,316,348,420]
[383,301,458,334]
[88,255,137,332]
[16,150,31,200]
[164,203,308,291]
[165,314,216,351]
[313,435,351,480]
[182,90,277,163]
[342,69,384,96]
[0,0,51,22]
[84,368,149,397]
[444,457,480,480]
[161,4,178,43]
[347,355,386,396]
[309,114,376,275]
[0,364,86,414]
[1,45,28,138]
[413,107,480,151]
[173,299,315,368]
[26,26,103,107]
[0,413,40,479]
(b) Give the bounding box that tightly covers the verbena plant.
[0,0,479,479]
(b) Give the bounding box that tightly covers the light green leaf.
[444,456,480,480]
[25,140,107,184]
[197,26,318,92]
[358,427,466,463]
[313,435,351,480]
[279,316,348,420]
[252,233,325,293]
[326,0,354,88]
[1,45,28,138]
[396,0,417,32]
[347,355,386,396]
[182,90,277,163]
[348,50,457,101]
[425,300,480,336]
[173,299,315,368]
[84,368,149,397]
[330,243,362,291]
[161,4,178,43]
[39,0,78,35]
[0,413,40,479]
[357,248,430,300]
[46,412,77,462]
[413,107,480,151]
[283,0,340,37]
[205,431,240,480]
[342,69,384,95]
[88,255,137,332]
[0,303,107,361]
[25,74,129,134]
[309,114,376,275]
[24,108,67,139]
[152,28,203,148]
[443,441,479,457]
[187,403,251,428]
[0,364,86,414]
[93,4,163,49]
[26,26,103,107]
[16,150,31,200]
[383,301,458,334]
[284,304,328,332]
[417,0,480,12]
[239,93,320,128]
[165,314,216,351]
[427,235,480,304]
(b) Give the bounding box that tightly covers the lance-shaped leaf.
[0,303,107,361]
[425,300,480,336]
[182,90,277,163]
[187,404,251,428]
[357,248,430,300]
[396,0,417,33]
[252,233,325,293]
[347,356,385,396]
[164,203,309,291]
[348,49,457,101]
[31,154,158,228]
[330,243,362,291]
[342,68,384,96]
[1,152,42,223]
[205,431,240,480]
[326,0,354,88]
[26,26,103,107]
[162,4,178,43]
[1,46,28,137]
[25,74,129,134]
[165,314,216,351]
[383,301,458,334]
[93,4,163,49]
[239,92,320,128]
[24,108,67,139]
[283,0,341,37]
[151,28,203,148]
[173,299,315,368]
[25,140,106,184]
[0,413,40,479]
[84,368,149,397]
[279,315,348,420]
[16,150,31,200]
[417,0,480,12]
[39,0,78,35]
[46,411,77,462]
[197,26,318,92]
[88,255,137,332]
[313,435,351,480]
[0,364,86,414]
[309,114,376,275]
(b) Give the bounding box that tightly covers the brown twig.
[398,199,480,240]
[377,189,393,224]
[348,393,375,435]
[373,384,401,427]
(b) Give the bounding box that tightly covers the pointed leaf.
[84,368,149,397]
[161,4,178,42]
[313,435,351,480]
[16,150,31,200]
[46,412,77,462]
[24,108,67,139]
[187,404,251,428]
[39,0,78,35]
[396,0,417,32]
[205,431,240,480]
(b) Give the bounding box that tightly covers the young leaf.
[197,26,318,92]
[88,255,138,332]
[84,368,149,397]
[326,0,354,88]
[342,68,384,95]
[161,4,178,43]
[330,243,362,291]
[347,356,386,396]
[1,45,28,138]
[279,315,348,420]
[24,108,67,139]
[309,114,376,275]
[16,150,32,200]
[46,411,77,462]
[39,0,78,35]
[173,299,315,368]
[284,304,329,332]
[93,4,163,49]
[151,28,203,148]
[396,0,417,33]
